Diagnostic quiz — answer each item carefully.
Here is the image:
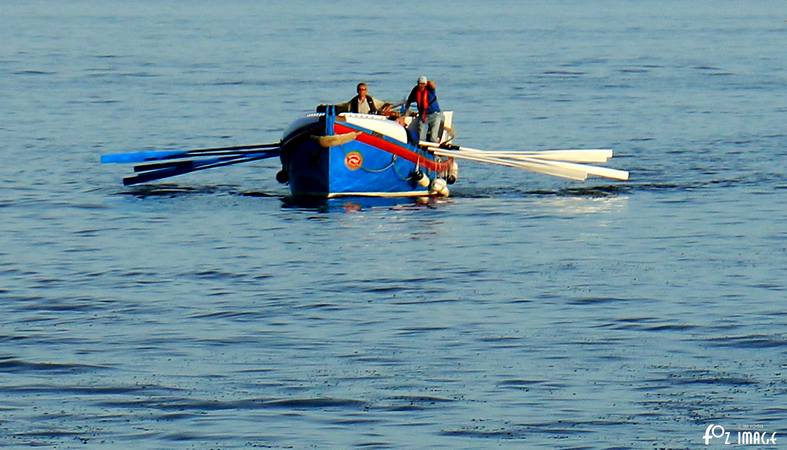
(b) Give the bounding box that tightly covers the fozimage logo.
[703,424,777,446]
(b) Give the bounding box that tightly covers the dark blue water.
[2,1,785,448]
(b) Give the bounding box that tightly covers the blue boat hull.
[280,111,451,198]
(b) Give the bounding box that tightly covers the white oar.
[431,149,588,181]
[419,141,613,163]
[518,157,629,181]
[461,152,628,181]
[421,141,627,181]
[464,150,612,163]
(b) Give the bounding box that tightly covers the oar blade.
[431,149,589,181]
[521,157,629,181]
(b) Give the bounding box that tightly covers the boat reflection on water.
[280,194,444,212]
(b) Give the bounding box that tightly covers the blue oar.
[101,142,281,164]
[102,150,188,164]
[122,153,279,186]
[132,152,276,172]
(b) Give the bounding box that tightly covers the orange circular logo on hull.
[345,151,363,170]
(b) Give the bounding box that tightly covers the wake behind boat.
[100,103,628,198]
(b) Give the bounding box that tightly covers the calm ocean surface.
[1,1,785,448]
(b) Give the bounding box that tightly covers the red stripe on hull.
[333,123,451,172]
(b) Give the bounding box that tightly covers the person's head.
[417,75,427,89]
[357,82,368,96]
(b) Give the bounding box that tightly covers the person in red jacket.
[402,75,443,144]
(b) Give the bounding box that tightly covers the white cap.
[418,75,428,84]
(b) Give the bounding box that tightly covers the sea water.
[1,1,785,448]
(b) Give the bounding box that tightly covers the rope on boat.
[358,155,396,173]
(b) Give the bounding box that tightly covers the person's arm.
[401,87,417,114]
[427,80,436,90]
[334,101,351,114]
[371,97,387,111]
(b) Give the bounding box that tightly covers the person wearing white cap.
[402,75,443,144]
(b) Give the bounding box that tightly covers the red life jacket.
[416,89,429,122]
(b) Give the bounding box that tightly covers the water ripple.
[0,357,111,374]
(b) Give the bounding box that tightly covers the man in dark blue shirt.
[402,75,443,144]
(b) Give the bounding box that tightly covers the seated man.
[319,83,394,116]
[348,82,387,114]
